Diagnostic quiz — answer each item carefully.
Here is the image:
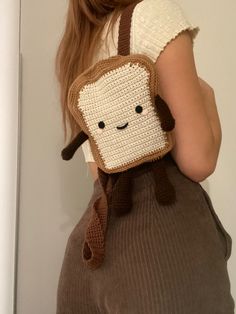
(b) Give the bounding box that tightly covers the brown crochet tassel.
[152,159,176,205]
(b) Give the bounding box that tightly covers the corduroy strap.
[118,0,142,56]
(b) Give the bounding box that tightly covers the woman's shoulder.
[131,0,199,61]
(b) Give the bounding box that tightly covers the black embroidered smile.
[116,122,128,130]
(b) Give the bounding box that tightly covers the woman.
[55,0,235,313]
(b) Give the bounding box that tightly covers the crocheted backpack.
[61,0,176,269]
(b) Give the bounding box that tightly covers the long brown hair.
[55,0,137,142]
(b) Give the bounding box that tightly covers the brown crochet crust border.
[68,54,174,173]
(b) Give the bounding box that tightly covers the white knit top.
[81,0,199,163]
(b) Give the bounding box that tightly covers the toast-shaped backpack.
[61,0,176,269]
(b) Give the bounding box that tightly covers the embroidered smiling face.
[68,55,172,172]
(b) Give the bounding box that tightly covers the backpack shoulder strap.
[118,1,142,56]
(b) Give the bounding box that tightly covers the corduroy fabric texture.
[56,154,235,314]
[81,157,177,270]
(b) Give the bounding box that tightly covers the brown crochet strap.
[82,188,109,270]
[118,0,143,56]
[82,173,112,270]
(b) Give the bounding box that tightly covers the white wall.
[17,1,92,313]
[17,0,236,313]
[0,1,20,313]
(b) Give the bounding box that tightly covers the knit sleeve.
[81,140,95,162]
[131,0,200,62]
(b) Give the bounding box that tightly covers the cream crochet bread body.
[81,0,199,163]
[67,54,174,173]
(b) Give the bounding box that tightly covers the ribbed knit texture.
[56,155,235,313]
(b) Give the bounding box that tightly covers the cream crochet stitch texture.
[76,58,172,171]
[81,0,199,163]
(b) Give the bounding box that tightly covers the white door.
[0,0,20,313]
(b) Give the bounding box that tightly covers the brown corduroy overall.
[56,154,234,313]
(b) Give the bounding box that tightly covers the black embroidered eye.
[98,121,105,129]
[135,105,143,113]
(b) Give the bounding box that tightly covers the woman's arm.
[198,76,222,162]
[155,30,221,182]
